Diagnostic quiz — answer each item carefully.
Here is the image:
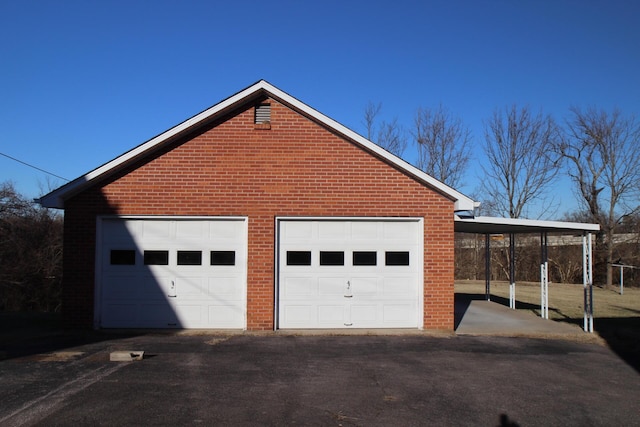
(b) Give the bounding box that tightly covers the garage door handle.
[168,280,176,297]
[345,280,352,297]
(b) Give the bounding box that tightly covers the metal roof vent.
[255,104,271,124]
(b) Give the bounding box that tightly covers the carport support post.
[583,232,594,332]
[485,233,491,301]
[540,232,549,319]
[509,233,516,309]
[619,265,624,296]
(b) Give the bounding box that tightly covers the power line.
[0,151,69,182]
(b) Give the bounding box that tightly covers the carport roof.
[454,215,600,234]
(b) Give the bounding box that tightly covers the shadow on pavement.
[557,316,640,373]
[0,312,137,361]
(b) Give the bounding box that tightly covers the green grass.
[455,280,640,321]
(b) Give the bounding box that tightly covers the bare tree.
[556,107,640,286]
[363,101,407,158]
[481,105,561,218]
[413,105,472,189]
[0,182,63,311]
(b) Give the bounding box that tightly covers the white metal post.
[509,233,516,309]
[583,232,594,333]
[485,234,491,301]
[620,265,624,296]
[540,232,549,319]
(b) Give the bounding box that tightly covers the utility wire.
[0,151,69,182]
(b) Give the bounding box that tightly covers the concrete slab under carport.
[455,296,588,337]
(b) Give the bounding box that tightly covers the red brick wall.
[63,97,455,330]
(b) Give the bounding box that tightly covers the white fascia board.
[261,82,477,212]
[455,215,601,233]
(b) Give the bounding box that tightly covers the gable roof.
[38,80,478,211]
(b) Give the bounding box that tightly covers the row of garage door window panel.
[286,251,410,266]
[110,250,236,266]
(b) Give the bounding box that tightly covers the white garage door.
[277,219,422,329]
[98,217,247,329]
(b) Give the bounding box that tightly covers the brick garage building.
[40,81,477,331]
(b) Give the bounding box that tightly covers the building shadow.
[556,315,640,373]
[0,312,139,361]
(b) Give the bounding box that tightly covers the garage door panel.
[208,305,244,328]
[175,221,206,241]
[174,303,203,326]
[351,221,378,240]
[175,276,205,297]
[284,305,314,324]
[351,304,378,323]
[318,305,346,325]
[383,278,414,296]
[318,221,346,240]
[209,220,245,240]
[102,277,140,299]
[284,277,316,296]
[318,277,346,296]
[383,304,416,322]
[208,277,244,298]
[351,277,378,295]
[283,221,313,240]
[140,221,172,241]
[140,276,172,299]
[99,218,247,329]
[278,219,421,329]
[139,302,178,326]
[102,221,138,244]
[102,304,137,324]
[383,222,413,240]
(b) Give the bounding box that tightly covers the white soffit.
[454,215,600,234]
[39,80,476,211]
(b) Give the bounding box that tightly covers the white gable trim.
[38,80,477,211]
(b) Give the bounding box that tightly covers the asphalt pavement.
[1,332,639,426]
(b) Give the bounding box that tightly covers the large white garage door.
[277,219,423,329]
[98,217,247,329]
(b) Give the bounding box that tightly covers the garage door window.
[385,251,410,266]
[353,251,377,266]
[177,251,202,265]
[144,250,169,265]
[286,251,311,266]
[210,251,236,266]
[110,250,136,265]
[320,251,344,266]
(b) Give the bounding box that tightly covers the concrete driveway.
[1,332,639,426]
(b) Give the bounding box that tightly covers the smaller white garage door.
[277,219,423,329]
[98,217,247,329]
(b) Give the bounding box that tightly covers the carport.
[454,216,600,332]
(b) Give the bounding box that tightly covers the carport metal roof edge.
[454,215,600,235]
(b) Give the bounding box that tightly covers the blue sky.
[1,0,638,218]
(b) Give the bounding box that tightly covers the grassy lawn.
[456,280,640,371]
[455,280,640,321]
